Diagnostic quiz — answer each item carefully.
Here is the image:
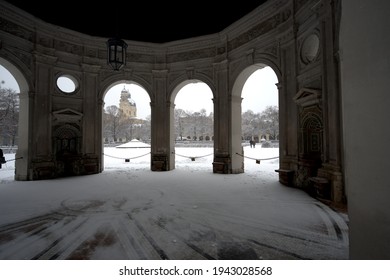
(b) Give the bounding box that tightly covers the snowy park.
[0,144,348,260]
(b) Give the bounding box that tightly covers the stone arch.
[0,56,30,180]
[252,58,282,84]
[168,75,215,170]
[230,62,280,173]
[168,72,216,101]
[99,76,152,167]
[100,74,153,105]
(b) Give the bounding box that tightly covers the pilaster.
[150,69,171,171]
[212,60,232,174]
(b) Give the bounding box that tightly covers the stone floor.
[0,171,349,260]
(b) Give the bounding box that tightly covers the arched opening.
[170,81,214,171]
[102,82,151,170]
[296,105,324,189]
[53,124,82,176]
[231,64,280,174]
[0,60,29,180]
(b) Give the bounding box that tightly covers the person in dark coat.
[0,148,5,169]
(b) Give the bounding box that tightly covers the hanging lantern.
[107,37,128,71]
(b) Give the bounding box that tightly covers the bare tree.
[0,85,19,146]
[174,108,213,141]
[174,108,188,140]
[103,105,120,142]
[241,106,279,142]
[138,115,151,142]
[261,105,279,140]
[242,110,260,141]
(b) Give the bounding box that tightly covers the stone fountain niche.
[293,88,325,193]
[52,109,83,177]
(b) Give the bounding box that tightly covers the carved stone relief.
[228,8,291,51]
[0,18,33,41]
[167,47,216,63]
[300,33,320,64]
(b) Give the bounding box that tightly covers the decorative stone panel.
[213,155,231,174]
[151,154,168,171]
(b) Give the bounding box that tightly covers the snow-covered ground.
[0,145,348,260]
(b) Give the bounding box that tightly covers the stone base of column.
[151,154,169,171]
[212,155,231,174]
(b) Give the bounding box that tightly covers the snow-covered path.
[0,146,348,259]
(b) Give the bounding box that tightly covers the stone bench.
[309,177,330,199]
[275,169,294,186]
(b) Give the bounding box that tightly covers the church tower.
[119,86,137,118]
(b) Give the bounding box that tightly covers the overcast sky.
[0,65,20,91]
[0,65,278,119]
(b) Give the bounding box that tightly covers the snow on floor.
[0,146,348,260]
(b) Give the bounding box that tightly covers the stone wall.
[0,0,344,204]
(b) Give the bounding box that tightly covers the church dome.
[120,86,136,106]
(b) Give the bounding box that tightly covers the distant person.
[0,148,5,169]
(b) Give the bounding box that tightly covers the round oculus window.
[56,75,78,95]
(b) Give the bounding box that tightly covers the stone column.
[81,64,101,174]
[316,2,344,203]
[230,94,244,174]
[15,90,33,180]
[279,41,299,173]
[150,69,171,171]
[212,60,232,173]
[30,53,56,179]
